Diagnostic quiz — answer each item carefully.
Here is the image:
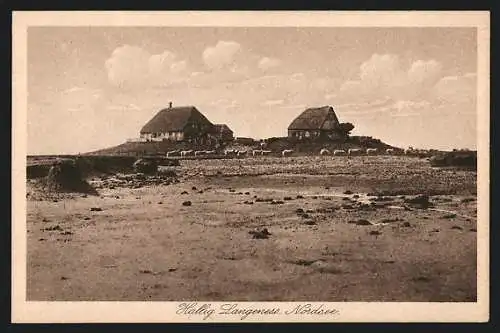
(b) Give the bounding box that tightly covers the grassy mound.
[430,151,477,169]
[83,135,400,157]
[133,159,158,174]
[27,155,180,180]
[44,159,98,195]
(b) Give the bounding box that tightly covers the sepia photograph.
[12,11,489,323]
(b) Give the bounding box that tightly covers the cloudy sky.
[27,27,477,154]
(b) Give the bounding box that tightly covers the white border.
[12,11,490,323]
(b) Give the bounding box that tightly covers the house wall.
[288,130,321,140]
[183,114,214,139]
[219,131,234,142]
[140,131,184,142]
[288,129,343,140]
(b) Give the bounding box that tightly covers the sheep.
[404,148,414,155]
[252,150,263,156]
[416,149,430,158]
[366,148,378,155]
[224,149,237,156]
[180,150,193,157]
[166,150,180,157]
[386,148,395,155]
[333,149,346,156]
[237,150,247,156]
[319,148,331,156]
[347,148,362,156]
[282,149,294,157]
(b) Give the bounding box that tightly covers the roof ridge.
[287,105,339,131]
[160,105,196,111]
[140,105,210,134]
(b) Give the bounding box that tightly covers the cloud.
[235,73,337,107]
[148,50,188,80]
[202,40,242,70]
[359,54,403,84]
[335,98,434,121]
[337,53,444,103]
[148,50,177,72]
[336,97,392,111]
[61,86,102,101]
[258,57,281,71]
[262,99,284,106]
[170,60,188,74]
[105,45,150,87]
[432,73,476,105]
[335,54,476,151]
[211,98,239,109]
[105,45,189,89]
[104,42,284,93]
[392,100,431,112]
[407,59,442,84]
[186,68,251,89]
[107,103,141,111]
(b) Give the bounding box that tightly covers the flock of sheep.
[317,147,394,156]
[163,147,430,158]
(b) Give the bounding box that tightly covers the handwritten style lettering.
[176,302,215,320]
[219,303,280,320]
[285,303,340,316]
[176,302,340,320]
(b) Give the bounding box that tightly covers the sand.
[26,155,477,301]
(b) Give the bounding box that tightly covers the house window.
[305,131,310,138]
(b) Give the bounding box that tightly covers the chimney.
[169,101,173,108]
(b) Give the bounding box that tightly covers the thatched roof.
[213,124,233,134]
[140,106,213,134]
[288,106,341,130]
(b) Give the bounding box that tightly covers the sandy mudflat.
[26,156,477,301]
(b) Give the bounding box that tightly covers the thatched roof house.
[140,104,215,143]
[288,106,344,141]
